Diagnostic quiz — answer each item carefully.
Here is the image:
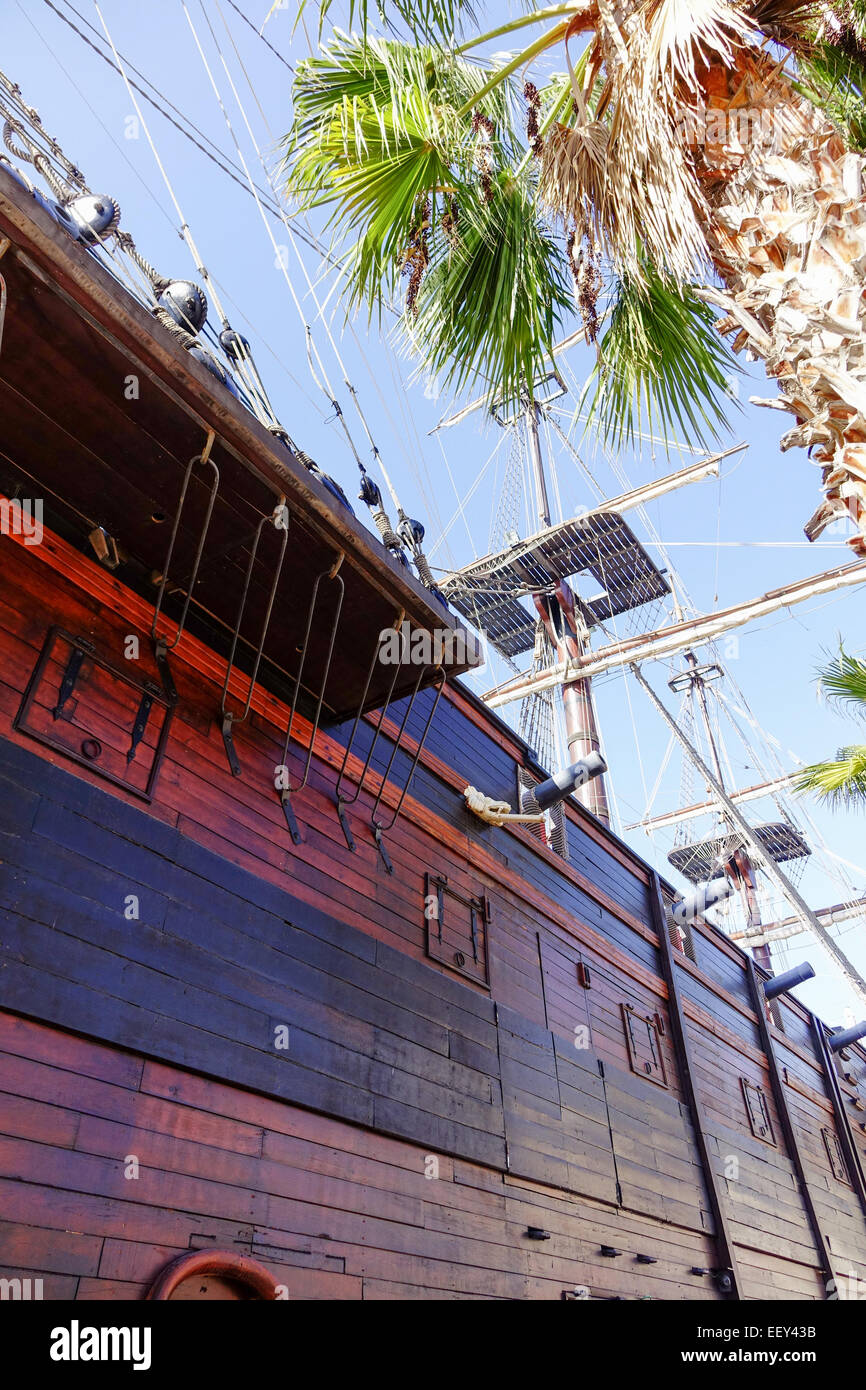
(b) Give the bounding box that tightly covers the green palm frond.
[282,34,522,313]
[816,648,866,710]
[796,646,866,808]
[287,92,459,312]
[794,746,866,808]
[263,0,474,43]
[580,264,740,451]
[797,41,866,150]
[287,31,515,149]
[405,173,572,409]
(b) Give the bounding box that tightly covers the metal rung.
[151,438,219,652]
[0,265,7,357]
[369,664,446,839]
[334,609,405,847]
[275,552,345,839]
[219,501,290,776]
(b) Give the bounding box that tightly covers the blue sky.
[5,0,866,1023]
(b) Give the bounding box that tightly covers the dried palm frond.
[539,118,608,249]
[600,8,711,284]
[642,0,762,96]
[538,1,718,285]
[538,31,614,266]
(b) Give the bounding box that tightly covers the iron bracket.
[53,642,90,719]
[280,788,303,846]
[153,636,178,706]
[275,551,344,840]
[128,685,159,764]
[373,823,393,875]
[336,798,356,852]
[221,712,242,779]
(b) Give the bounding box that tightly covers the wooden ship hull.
[1,163,866,1303]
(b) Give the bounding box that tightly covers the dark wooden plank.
[746,958,834,1292]
[650,871,743,1298]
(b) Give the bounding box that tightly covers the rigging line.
[642,724,678,822]
[715,693,740,800]
[17,2,177,234]
[0,98,76,196]
[545,411,607,502]
[430,429,509,561]
[714,684,866,899]
[194,0,404,513]
[194,4,400,500]
[587,540,652,815]
[0,70,79,174]
[382,353,453,562]
[205,268,327,418]
[553,439,691,620]
[214,0,409,486]
[47,0,280,215]
[554,359,702,457]
[95,239,162,311]
[547,399,712,627]
[44,0,335,267]
[178,0,363,473]
[215,0,280,133]
[487,450,503,554]
[94,2,232,330]
[541,406,564,524]
[215,0,401,328]
[52,0,286,220]
[223,0,294,73]
[712,464,723,608]
[821,846,866,879]
[619,540,847,548]
[715,681,788,786]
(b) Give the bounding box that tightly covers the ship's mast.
[439,381,866,994]
[673,652,773,970]
[534,581,611,823]
[632,663,866,1004]
[525,401,551,529]
[520,394,611,821]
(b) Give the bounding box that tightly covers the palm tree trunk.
[690,53,866,556]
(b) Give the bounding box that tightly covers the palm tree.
[277,1,866,553]
[796,648,866,806]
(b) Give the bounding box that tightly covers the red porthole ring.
[147,1250,279,1301]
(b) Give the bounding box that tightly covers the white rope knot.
[463,786,545,826]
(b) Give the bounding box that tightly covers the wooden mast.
[525,392,611,823]
[535,581,611,824]
[681,650,773,970]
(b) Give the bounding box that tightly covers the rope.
[115,232,168,294]
[223,0,294,74]
[190,0,406,519]
[180,2,370,471]
[463,786,544,826]
[0,100,74,202]
[0,69,84,185]
[180,0,450,582]
[24,0,330,428]
[430,430,509,561]
[95,2,232,331]
[209,0,452,583]
[43,0,329,254]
